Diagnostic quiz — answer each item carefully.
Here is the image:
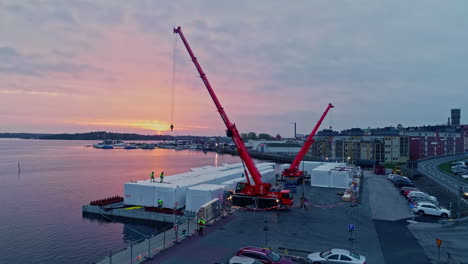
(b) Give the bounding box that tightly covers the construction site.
[82,27,468,264]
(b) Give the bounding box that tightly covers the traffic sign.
[436,238,442,248]
[348,224,355,232]
[409,203,415,209]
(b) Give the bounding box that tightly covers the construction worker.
[198,217,206,236]
[160,171,164,183]
[158,199,163,209]
[150,171,155,182]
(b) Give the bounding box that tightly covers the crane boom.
[286,103,334,174]
[173,26,264,186]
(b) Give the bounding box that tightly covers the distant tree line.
[241,132,282,140]
[0,132,209,141]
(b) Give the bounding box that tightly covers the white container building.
[124,162,275,209]
[309,163,352,189]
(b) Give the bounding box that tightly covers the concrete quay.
[82,204,182,224]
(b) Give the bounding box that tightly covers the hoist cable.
[170,34,178,132]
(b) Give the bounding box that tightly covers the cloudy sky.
[0,1,466,136]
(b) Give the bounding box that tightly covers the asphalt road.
[418,153,468,194]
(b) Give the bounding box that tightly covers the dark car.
[393,177,414,187]
[459,186,468,199]
[236,247,294,264]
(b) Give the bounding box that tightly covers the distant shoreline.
[0,132,218,141]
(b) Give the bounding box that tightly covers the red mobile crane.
[282,103,334,185]
[173,27,293,209]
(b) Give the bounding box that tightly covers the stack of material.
[124,162,274,209]
[186,184,226,213]
[197,198,222,223]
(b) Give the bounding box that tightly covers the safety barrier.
[90,196,124,206]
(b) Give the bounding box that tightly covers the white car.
[460,174,468,180]
[307,249,366,264]
[229,256,262,264]
[412,202,451,218]
[407,191,437,202]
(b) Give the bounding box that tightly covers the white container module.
[309,163,353,188]
[259,168,276,184]
[186,184,226,213]
[221,177,245,191]
[279,163,291,171]
[309,169,331,187]
[330,169,352,189]
[124,181,190,208]
[124,182,156,206]
[299,161,325,175]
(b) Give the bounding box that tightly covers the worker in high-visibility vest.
[198,217,206,236]
[150,171,155,182]
[160,171,164,183]
[158,199,163,208]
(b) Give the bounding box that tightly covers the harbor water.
[0,139,242,264]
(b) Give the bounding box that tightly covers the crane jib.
[173,26,265,188]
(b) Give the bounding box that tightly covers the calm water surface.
[0,139,242,264]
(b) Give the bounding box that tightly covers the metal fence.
[96,215,198,264]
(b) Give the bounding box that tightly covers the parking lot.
[147,170,433,264]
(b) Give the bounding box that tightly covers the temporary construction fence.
[95,215,198,264]
[95,199,226,264]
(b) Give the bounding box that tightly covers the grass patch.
[438,161,453,174]
[437,159,468,182]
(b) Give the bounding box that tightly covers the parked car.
[400,187,419,195]
[387,174,398,181]
[460,175,468,180]
[236,247,294,264]
[307,249,366,264]
[412,202,451,218]
[410,198,440,206]
[459,186,468,199]
[390,175,410,183]
[407,191,437,202]
[403,189,421,196]
[393,177,414,187]
[229,256,263,264]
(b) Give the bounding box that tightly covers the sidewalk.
[146,215,237,264]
